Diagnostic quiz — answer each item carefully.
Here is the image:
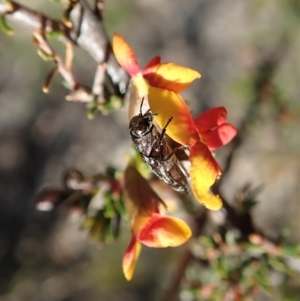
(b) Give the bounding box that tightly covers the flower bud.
[34,188,69,211]
[63,168,85,190]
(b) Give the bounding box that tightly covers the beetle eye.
[129,116,139,128]
[144,112,153,121]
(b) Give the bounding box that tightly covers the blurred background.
[0,0,300,300]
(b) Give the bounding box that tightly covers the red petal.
[193,107,227,133]
[138,214,192,248]
[112,33,141,76]
[122,236,142,281]
[202,123,237,150]
[144,56,161,70]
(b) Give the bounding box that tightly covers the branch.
[213,43,289,238]
[161,41,290,301]
[34,29,96,102]
[161,210,207,301]
[0,0,129,98]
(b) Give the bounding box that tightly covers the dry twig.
[0,0,129,102]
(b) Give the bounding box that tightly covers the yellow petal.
[143,63,201,93]
[138,214,192,248]
[190,142,223,210]
[128,80,142,120]
[123,165,163,224]
[148,87,198,145]
[122,236,142,281]
[131,74,150,98]
[112,33,141,76]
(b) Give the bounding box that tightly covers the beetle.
[129,99,189,193]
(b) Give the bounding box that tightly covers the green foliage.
[87,95,123,119]
[183,227,300,300]
[45,30,64,40]
[37,49,55,61]
[0,15,14,35]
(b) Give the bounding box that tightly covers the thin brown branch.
[161,210,207,301]
[0,0,128,97]
[94,0,104,19]
[161,249,192,301]
[34,29,93,102]
[43,66,58,93]
[0,1,68,34]
[210,44,290,244]
[92,63,107,100]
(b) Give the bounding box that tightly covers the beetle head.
[129,111,153,138]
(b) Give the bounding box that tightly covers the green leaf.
[225,230,237,246]
[199,235,215,248]
[111,213,121,239]
[268,257,289,273]
[130,147,151,178]
[114,198,126,215]
[37,49,55,61]
[0,16,14,35]
[254,269,271,293]
[101,218,112,241]
[281,244,300,257]
[46,30,63,40]
[86,101,98,119]
[104,193,116,218]
[98,95,123,115]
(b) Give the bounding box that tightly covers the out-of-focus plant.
[35,167,125,243]
[178,182,300,301]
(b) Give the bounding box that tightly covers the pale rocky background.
[0,0,299,300]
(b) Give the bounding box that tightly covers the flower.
[112,33,200,99]
[123,164,192,280]
[148,87,237,210]
[113,33,237,211]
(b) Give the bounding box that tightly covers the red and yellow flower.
[148,88,237,210]
[112,33,200,99]
[112,33,237,211]
[123,165,191,280]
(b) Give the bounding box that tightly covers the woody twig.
[0,0,129,102]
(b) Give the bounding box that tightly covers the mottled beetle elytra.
[129,99,189,193]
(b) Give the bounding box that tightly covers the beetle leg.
[161,145,189,161]
[157,117,173,147]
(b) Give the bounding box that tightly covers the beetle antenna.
[140,98,144,115]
